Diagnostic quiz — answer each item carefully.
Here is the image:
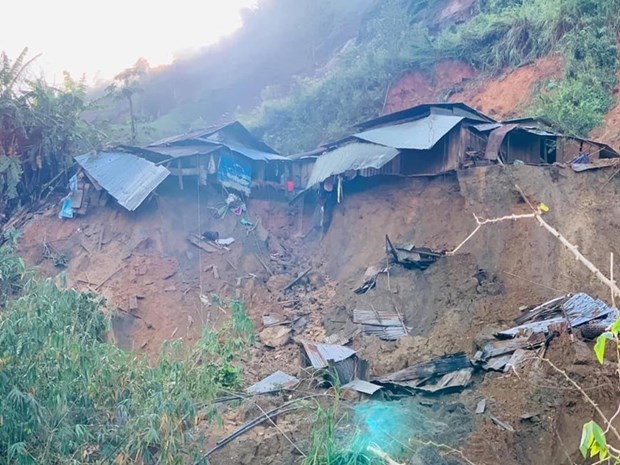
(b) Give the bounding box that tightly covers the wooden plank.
[282,267,312,291]
[129,295,139,311]
[188,234,217,253]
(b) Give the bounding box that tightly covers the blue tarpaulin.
[217,156,252,195]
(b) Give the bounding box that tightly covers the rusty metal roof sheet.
[74,151,170,211]
[306,142,399,188]
[498,293,615,337]
[355,114,464,150]
[300,340,356,369]
[246,371,299,394]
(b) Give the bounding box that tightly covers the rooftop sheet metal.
[74,151,170,211]
[147,124,231,147]
[498,293,615,337]
[356,102,493,130]
[246,371,299,394]
[300,340,356,369]
[203,139,289,162]
[146,144,223,159]
[306,142,399,188]
[354,114,464,150]
[342,379,383,395]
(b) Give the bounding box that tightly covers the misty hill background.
[92,0,620,154]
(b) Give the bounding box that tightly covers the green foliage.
[0,245,252,464]
[0,49,101,212]
[245,0,620,152]
[244,0,435,154]
[580,420,609,461]
[593,319,620,364]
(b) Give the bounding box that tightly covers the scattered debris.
[385,235,443,271]
[342,379,383,395]
[571,158,620,172]
[215,237,235,246]
[353,308,409,340]
[490,414,515,432]
[283,267,313,291]
[376,353,473,394]
[299,340,357,370]
[42,241,67,268]
[201,230,220,241]
[497,293,615,338]
[188,233,219,253]
[476,399,487,414]
[246,371,299,395]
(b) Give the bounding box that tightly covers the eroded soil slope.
[16,165,620,464]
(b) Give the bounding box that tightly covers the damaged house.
[129,121,290,196]
[303,103,495,190]
[473,116,618,165]
[302,103,619,193]
[68,122,289,215]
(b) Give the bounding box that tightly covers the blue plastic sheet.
[217,156,252,195]
[58,197,73,219]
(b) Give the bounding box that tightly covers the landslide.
[15,165,620,464]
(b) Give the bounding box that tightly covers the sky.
[1,0,257,85]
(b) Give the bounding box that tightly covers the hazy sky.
[1,0,257,84]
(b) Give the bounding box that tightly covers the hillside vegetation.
[246,0,620,153]
[0,235,254,464]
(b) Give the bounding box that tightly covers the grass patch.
[0,244,254,464]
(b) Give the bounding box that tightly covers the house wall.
[556,138,603,163]
[399,125,461,176]
[502,132,544,164]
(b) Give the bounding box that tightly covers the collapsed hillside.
[14,164,620,464]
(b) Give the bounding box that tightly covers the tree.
[0,48,100,214]
[106,58,149,144]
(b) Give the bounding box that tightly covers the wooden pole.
[612,252,616,308]
[177,159,184,190]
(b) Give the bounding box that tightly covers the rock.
[259,326,292,348]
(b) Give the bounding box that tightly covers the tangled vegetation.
[0,49,101,215]
[0,239,254,465]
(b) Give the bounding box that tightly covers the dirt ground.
[385,55,564,122]
[14,165,620,464]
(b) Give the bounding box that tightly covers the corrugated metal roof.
[342,379,383,395]
[146,144,223,158]
[473,123,502,132]
[498,293,615,337]
[300,340,356,369]
[147,123,233,147]
[74,151,170,211]
[211,141,290,162]
[246,371,299,394]
[355,102,494,130]
[306,142,399,188]
[354,114,464,150]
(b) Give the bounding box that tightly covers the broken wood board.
[129,295,139,311]
[476,333,545,361]
[188,234,219,253]
[482,354,513,372]
[377,353,471,383]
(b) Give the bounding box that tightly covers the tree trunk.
[128,95,136,144]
